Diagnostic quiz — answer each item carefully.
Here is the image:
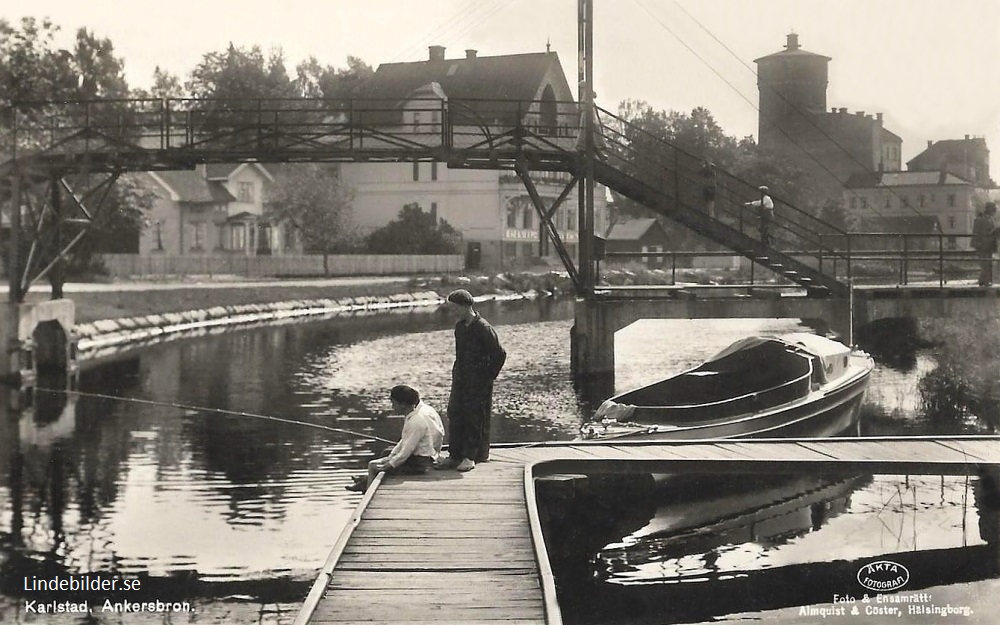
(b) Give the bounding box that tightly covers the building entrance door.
[466,242,482,271]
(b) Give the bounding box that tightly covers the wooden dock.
[295,436,1000,625]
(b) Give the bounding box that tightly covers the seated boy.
[346,384,444,492]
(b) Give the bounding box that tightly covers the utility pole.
[577,0,595,295]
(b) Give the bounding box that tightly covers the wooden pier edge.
[292,472,386,625]
[525,460,565,625]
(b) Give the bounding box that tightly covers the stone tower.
[754,33,831,149]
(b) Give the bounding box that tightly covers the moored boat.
[581,333,874,441]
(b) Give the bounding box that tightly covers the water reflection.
[0,298,580,618]
[0,300,994,623]
[551,472,1000,625]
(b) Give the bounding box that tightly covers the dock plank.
[298,436,1000,625]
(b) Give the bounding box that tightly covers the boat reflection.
[548,470,1000,625]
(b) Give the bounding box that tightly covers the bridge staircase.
[590,107,851,297]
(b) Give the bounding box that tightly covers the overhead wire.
[631,0,924,224]
[668,0,929,220]
[387,0,513,64]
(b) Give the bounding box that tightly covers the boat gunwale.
[606,355,874,437]
[610,340,871,415]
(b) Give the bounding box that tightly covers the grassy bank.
[918,311,1000,432]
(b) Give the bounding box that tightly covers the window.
[643,245,663,264]
[849,197,857,210]
[901,195,910,208]
[191,222,206,251]
[521,243,533,257]
[918,194,925,208]
[238,182,254,203]
[412,112,422,132]
[861,197,869,209]
[431,161,438,181]
[430,202,438,223]
[505,242,517,258]
[567,209,576,230]
[948,215,956,229]
[412,161,420,181]
[154,221,164,251]
[230,224,246,250]
[506,205,518,228]
[523,207,533,229]
[947,194,956,207]
[885,196,891,209]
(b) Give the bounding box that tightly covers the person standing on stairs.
[699,160,717,219]
[744,185,774,248]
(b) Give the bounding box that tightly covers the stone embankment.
[74,290,540,360]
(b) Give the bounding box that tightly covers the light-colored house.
[339,46,608,272]
[844,171,978,249]
[140,163,297,256]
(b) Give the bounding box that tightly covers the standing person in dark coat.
[699,160,717,219]
[972,202,997,286]
[436,289,506,472]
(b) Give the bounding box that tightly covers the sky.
[4,0,1000,181]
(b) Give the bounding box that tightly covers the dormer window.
[447,64,459,76]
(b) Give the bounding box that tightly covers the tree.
[266,164,355,276]
[186,43,298,101]
[295,55,374,99]
[366,204,462,255]
[0,18,145,295]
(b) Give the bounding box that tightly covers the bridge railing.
[7,97,583,163]
[599,231,990,288]
[593,106,850,258]
[819,232,986,286]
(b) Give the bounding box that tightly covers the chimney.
[965,134,970,141]
[855,110,865,116]
[927,140,933,149]
[839,107,847,114]
[785,33,799,51]
[465,49,477,59]
[876,112,883,122]
[831,107,837,113]
[428,45,446,61]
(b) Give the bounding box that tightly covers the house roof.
[204,162,275,182]
[906,137,989,169]
[153,170,237,203]
[604,218,662,241]
[845,170,971,189]
[204,164,239,180]
[754,34,831,63]
[363,51,563,103]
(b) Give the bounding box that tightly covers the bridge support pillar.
[1,299,78,410]
[571,298,617,404]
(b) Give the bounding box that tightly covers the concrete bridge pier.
[1,299,79,410]
[571,294,855,407]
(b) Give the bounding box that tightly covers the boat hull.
[586,357,872,442]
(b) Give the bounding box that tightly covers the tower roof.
[754,33,831,63]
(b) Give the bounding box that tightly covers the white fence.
[101,254,464,278]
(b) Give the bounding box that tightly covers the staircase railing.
[592,106,851,288]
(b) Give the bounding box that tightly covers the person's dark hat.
[446,289,475,306]
[389,384,420,406]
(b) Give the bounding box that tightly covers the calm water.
[0,299,994,623]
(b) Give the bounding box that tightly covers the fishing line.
[34,387,397,445]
